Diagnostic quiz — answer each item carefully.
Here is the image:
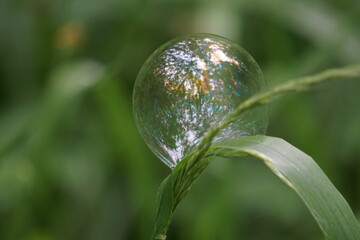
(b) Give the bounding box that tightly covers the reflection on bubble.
[133,34,268,168]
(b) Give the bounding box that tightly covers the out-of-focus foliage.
[0,0,359,239]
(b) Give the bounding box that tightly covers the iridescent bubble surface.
[133,34,268,168]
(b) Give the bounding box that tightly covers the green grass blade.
[211,135,360,240]
[152,64,360,239]
[152,174,174,240]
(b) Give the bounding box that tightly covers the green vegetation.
[151,65,360,239]
[1,0,360,239]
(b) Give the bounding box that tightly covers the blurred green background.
[1,0,360,239]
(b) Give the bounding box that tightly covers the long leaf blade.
[211,135,360,240]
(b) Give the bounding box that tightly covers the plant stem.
[190,63,360,168]
[155,234,167,240]
[154,63,360,239]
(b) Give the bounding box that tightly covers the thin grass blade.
[211,135,360,240]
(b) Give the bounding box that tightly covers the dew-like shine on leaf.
[133,34,268,168]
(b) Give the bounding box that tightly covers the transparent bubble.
[133,34,268,169]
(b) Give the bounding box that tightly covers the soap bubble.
[133,34,268,168]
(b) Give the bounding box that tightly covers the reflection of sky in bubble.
[133,34,268,168]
